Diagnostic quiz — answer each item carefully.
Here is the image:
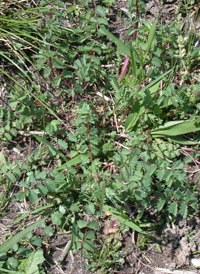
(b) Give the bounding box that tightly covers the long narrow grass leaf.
[146,19,158,53]
[139,69,173,94]
[130,43,138,75]
[99,25,130,57]
[151,120,200,136]
[8,205,53,226]
[0,268,23,273]
[0,218,46,253]
[34,135,68,161]
[104,205,147,234]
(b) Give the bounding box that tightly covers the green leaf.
[168,201,178,217]
[96,6,106,17]
[125,94,152,132]
[125,100,144,132]
[0,150,6,165]
[34,135,68,161]
[85,230,95,240]
[152,56,162,67]
[53,58,65,68]
[0,268,23,273]
[102,142,113,154]
[157,198,166,211]
[85,203,95,215]
[77,220,87,229]
[59,205,66,214]
[166,136,198,145]
[139,69,172,95]
[130,43,139,75]
[0,218,46,253]
[149,80,161,93]
[5,133,12,141]
[156,243,162,253]
[28,189,38,203]
[51,211,63,226]
[8,205,52,226]
[151,120,200,137]
[179,203,187,219]
[146,19,158,54]
[18,249,45,274]
[67,153,90,167]
[83,240,94,252]
[57,139,68,149]
[70,203,80,212]
[53,76,61,87]
[7,171,15,182]
[110,76,121,92]
[99,25,130,57]
[104,205,147,234]
[88,221,99,230]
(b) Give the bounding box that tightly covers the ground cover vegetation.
[0,0,200,273]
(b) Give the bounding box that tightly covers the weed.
[0,0,200,273]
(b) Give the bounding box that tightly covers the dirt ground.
[1,0,200,273]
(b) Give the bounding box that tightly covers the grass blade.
[104,205,147,234]
[151,120,200,136]
[0,218,46,253]
[34,135,68,161]
[139,68,173,95]
[130,43,138,75]
[8,205,53,227]
[99,25,130,57]
[146,19,158,54]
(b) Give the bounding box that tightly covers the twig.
[96,91,114,102]
[59,240,72,262]
[115,141,131,150]
[179,148,200,172]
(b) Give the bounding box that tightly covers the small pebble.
[191,258,200,268]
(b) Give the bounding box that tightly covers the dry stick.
[101,89,107,114]
[59,240,72,263]
[179,148,200,172]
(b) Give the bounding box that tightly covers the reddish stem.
[118,0,139,82]
[49,64,72,90]
[117,107,130,127]
[93,0,96,10]
[118,56,129,82]
[133,0,139,41]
